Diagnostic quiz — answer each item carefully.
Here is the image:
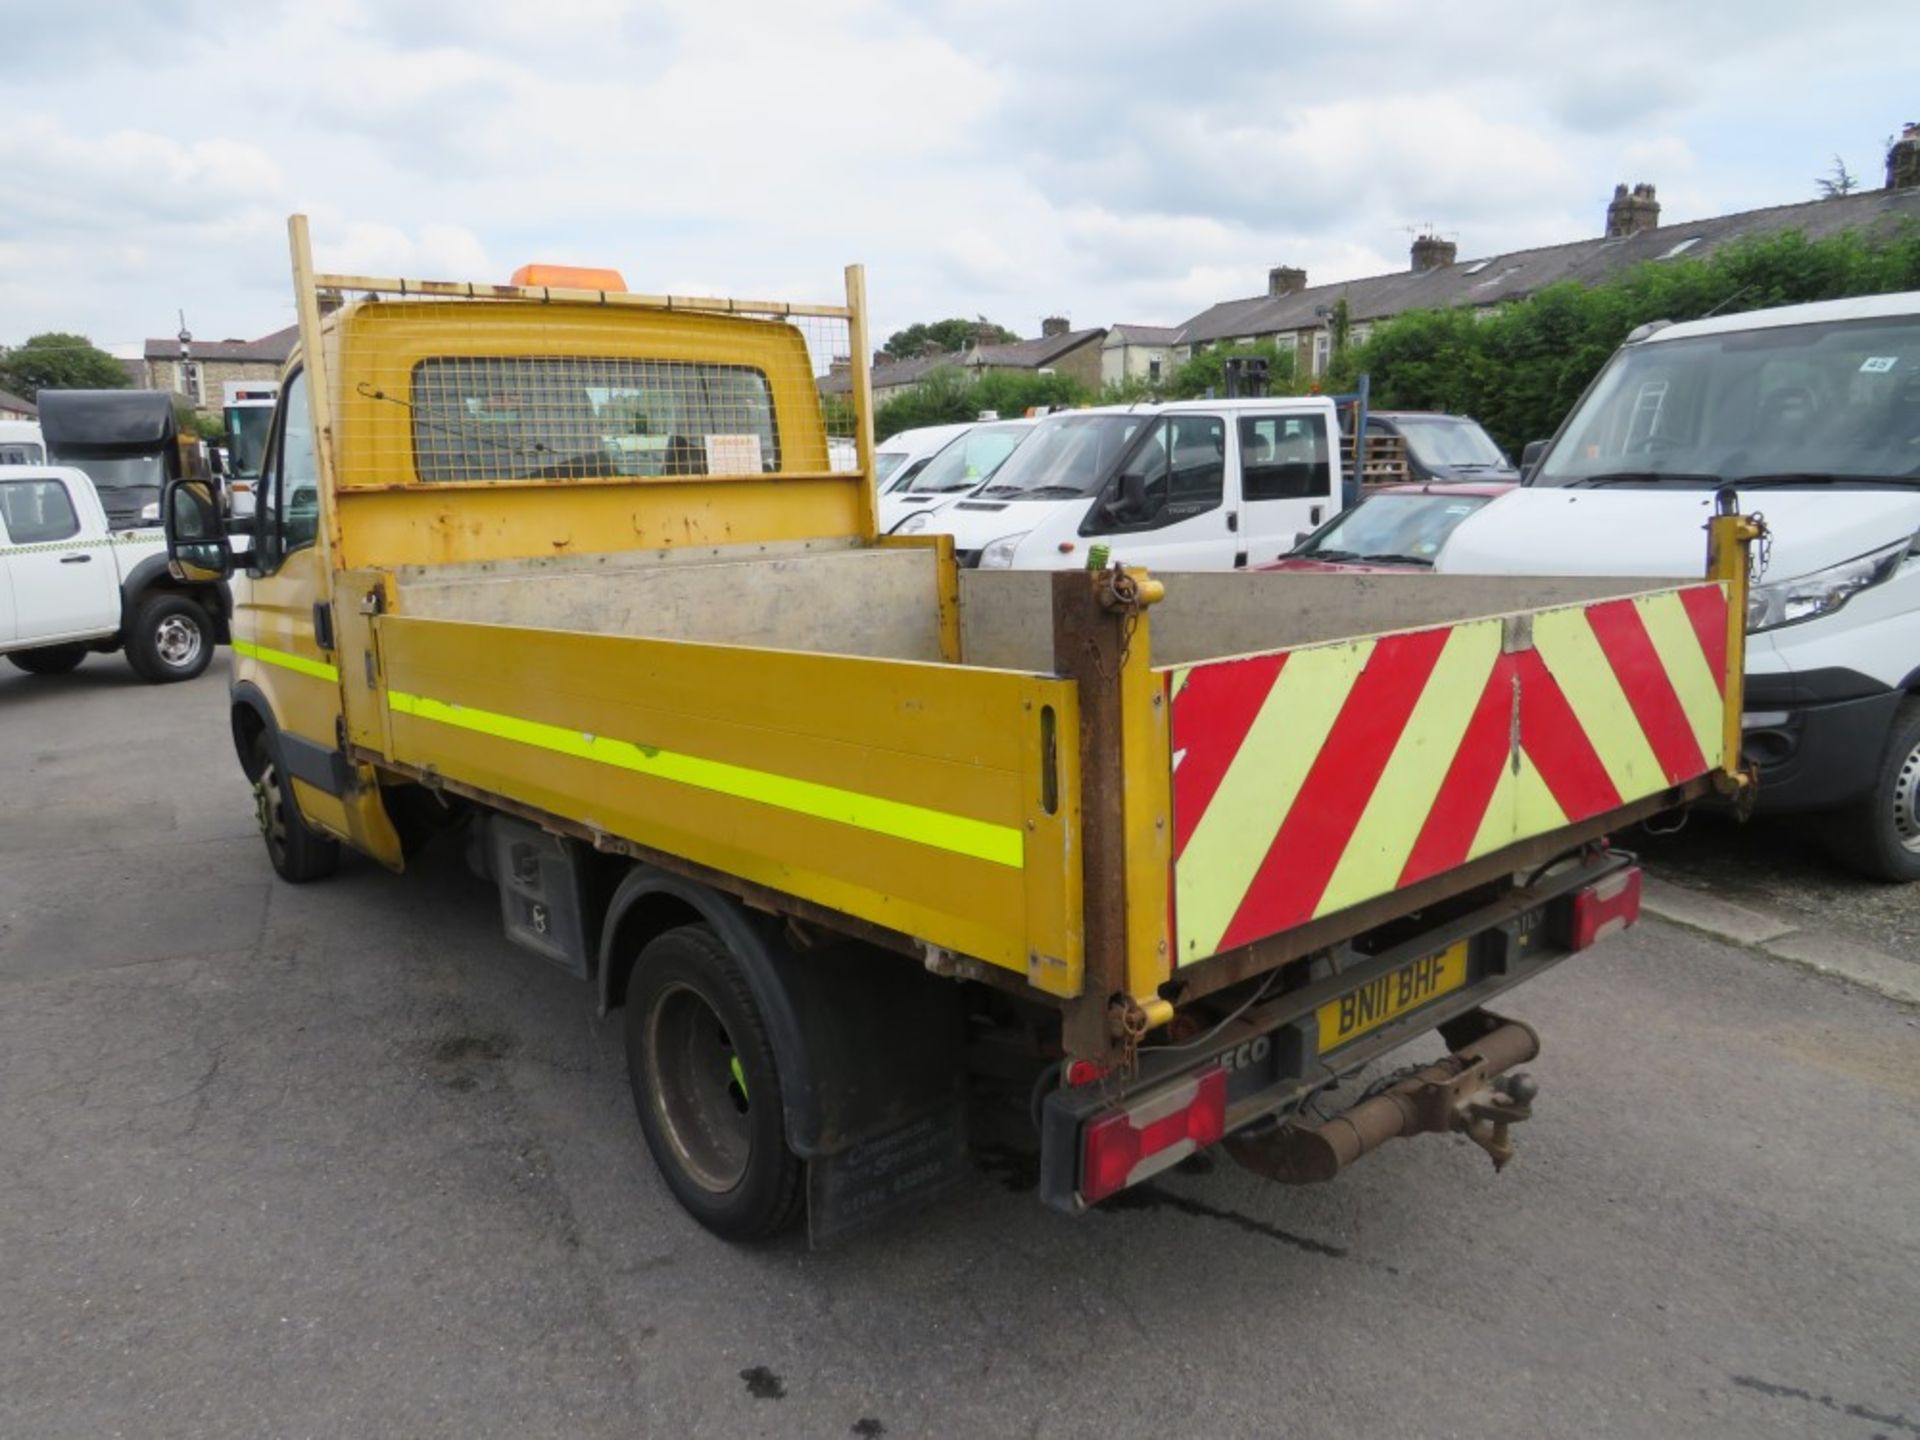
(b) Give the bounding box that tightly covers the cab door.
[237,369,403,868]
[0,473,119,642]
[1082,411,1237,570]
[1236,412,1337,568]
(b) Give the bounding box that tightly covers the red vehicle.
[1263,481,1514,573]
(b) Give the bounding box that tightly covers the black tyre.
[251,733,341,883]
[1824,699,1920,883]
[8,644,88,675]
[125,593,213,684]
[624,924,803,1242]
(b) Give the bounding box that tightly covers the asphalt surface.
[2,655,1916,1440]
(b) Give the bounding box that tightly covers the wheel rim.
[644,982,753,1193]
[154,614,203,670]
[254,763,289,867]
[1893,735,1920,854]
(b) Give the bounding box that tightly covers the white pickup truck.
[0,463,228,683]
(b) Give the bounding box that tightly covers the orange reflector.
[510,263,628,292]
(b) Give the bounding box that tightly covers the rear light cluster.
[1081,1066,1226,1205]
[1559,865,1642,951]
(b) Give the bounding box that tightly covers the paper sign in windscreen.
[704,434,764,473]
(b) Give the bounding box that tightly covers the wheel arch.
[122,555,232,643]
[597,865,967,1159]
[230,681,278,781]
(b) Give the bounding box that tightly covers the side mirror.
[1520,439,1549,478]
[163,478,234,582]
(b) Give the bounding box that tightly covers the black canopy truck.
[37,388,182,531]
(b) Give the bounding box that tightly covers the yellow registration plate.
[1316,942,1469,1054]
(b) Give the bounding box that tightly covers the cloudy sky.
[1,0,1911,356]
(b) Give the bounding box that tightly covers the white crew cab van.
[1439,291,1920,880]
[893,396,1342,569]
[0,463,228,683]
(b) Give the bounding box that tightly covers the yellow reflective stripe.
[233,638,339,683]
[386,689,1025,869]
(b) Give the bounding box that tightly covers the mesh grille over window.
[408,355,780,483]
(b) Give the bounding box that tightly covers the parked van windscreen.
[1536,315,1920,486]
[976,413,1145,499]
[898,422,1029,495]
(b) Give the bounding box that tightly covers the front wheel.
[7,644,88,675]
[125,593,213,684]
[1824,699,1920,882]
[624,924,803,1242]
[251,733,340,882]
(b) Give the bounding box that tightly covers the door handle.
[1226,511,1239,533]
[60,553,92,564]
[1309,505,1324,524]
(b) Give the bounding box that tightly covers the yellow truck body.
[171,217,1757,1238]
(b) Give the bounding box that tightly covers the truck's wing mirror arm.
[162,478,236,583]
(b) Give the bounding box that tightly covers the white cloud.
[0,0,1912,351]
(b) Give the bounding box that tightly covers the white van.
[877,419,1034,534]
[893,396,1342,570]
[0,419,45,466]
[1438,291,1920,880]
[874,422,972,494]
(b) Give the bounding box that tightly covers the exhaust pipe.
[1227,1018,1540,1185]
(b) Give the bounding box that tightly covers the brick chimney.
[872,350,893,368]
[1889,122,1920,191]
[1040,316,1071,338]
[1606,182,1661,238]
[1410,234,1457,273]
[828,355,851,377]
[1267,265,1307,298]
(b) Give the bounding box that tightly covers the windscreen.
[1536,314,1920,486]
[72,453,164,497]
[0,442,44,465]
[225,406,274,479]
[1395,416,1508,469]
[900,423,1029,495]
[874,450,908,483]
[975,414,1145,499]
[1296,490,1496,565]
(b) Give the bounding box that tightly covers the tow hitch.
[1226,1018,1540,1185]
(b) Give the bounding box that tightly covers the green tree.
[871,365,1093,440]
[1164,339,1297,400]
[882,317,1021,359]
[1815,154,1860,199]
[0,332,131,401]
[172,399,224,441]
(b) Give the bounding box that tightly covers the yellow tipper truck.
[167,217,1761,1242]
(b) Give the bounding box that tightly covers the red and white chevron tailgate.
[1167,583,1730,965]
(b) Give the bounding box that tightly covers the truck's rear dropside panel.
[1166,581,1731,965]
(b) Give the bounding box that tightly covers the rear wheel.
[7,644,88,675]
[251,733,340,882]
[126,593,213,684]
[1824,699,1920,883]
[624,924,802,1241]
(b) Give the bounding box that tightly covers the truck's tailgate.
[1166,581,1731,964]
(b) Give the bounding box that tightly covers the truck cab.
[0,419,46,466]
[35,389,182,531]
[1,462,226,681]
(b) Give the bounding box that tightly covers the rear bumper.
[1036,850,1632,1213]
